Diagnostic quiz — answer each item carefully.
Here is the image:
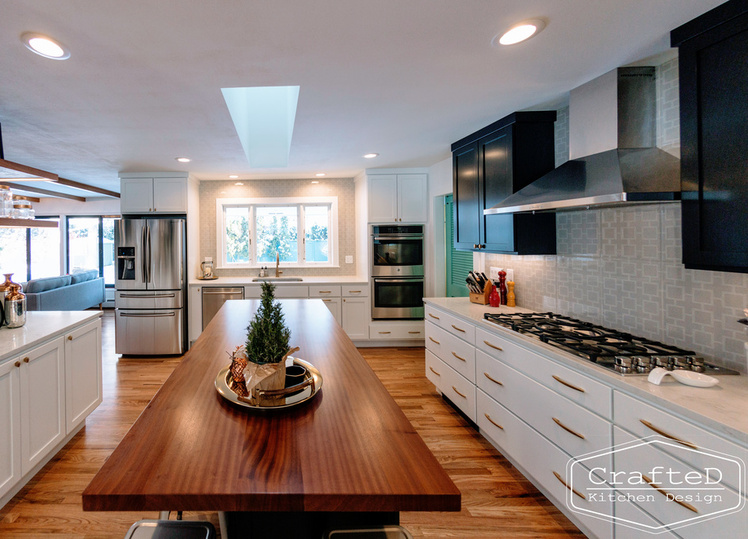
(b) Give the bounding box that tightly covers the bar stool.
[124,519,216,539]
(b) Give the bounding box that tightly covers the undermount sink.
[252,277,303,282]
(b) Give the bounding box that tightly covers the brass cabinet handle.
[451,351,467,362]
[378,331,391,335]
[484,413,504,430]
[318,290,332,294]
[553,471,586,500]
[642,474,698,513]
[14,361,21,368]
[552,417,585,439]
[483,372,503,386]
[483,340,503,352]
[639,419,698,450]
[23,357,29,363]
[67,335,73,341]
[322,299,332,303]
[428,313,440,320]
[428,336,440,345]
[429,366,441,376]
[451,324,466,333]
[452,386,467,399]
[408,331,421,335]
[552,375,585,393]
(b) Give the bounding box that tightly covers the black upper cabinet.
[672,0,748,273]
[452,111,557,254]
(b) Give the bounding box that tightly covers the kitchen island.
[82,299,459,537]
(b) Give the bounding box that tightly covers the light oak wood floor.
[0,311,584,538]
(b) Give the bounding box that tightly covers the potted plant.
[229,282,298,404]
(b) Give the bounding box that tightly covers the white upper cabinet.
[120,173,188,214]
[367,173,427,223]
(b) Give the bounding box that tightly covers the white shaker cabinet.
[341,284,370,340]
[367,173,427,223]
[0,358,21,501]
[120,173,188,214]
[64,320,102,433]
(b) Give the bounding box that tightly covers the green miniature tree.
[245,282,291,364]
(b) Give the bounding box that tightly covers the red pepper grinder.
[498,270,507,305]
[488,283,501,307]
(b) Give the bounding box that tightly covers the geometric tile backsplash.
[480,205,748,373]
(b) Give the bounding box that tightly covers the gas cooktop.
[483,312,739,376]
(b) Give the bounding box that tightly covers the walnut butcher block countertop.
[82,299,459,513]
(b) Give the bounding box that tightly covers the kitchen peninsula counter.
[424,297,748,444]
[189,275,368,286]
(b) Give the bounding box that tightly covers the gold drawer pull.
[428,313,440,320]
[451,386,467,399]
[483,372,503,386]
[484,413,504,430]
[451,324,466,333]
[640,420,698,450]
[14,361,21,368]
[378,331,391,335]
[552,417,585,439]
[23,357,30,363]
[67,335,73,341]
[318,290,332,294]
[552,375,585,393]
[429,366,441,376]
[408,331,421,334]
[642,474,698,513]
[451,351,467,362]
[483,340,503,351]
[348,290,361,293]
[553,471,586,500]
[428,336,440,345]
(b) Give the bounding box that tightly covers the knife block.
[469,282,492,305]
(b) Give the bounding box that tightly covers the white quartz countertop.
[189,275,368,286]
[424,297,748,444]
[0,311,102,363]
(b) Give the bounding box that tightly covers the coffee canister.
[5,283,26,328]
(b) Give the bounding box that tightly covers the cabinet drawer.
[273,286,309,298]
[424,306,475,343]
[425,350,445,392]
[614,391,748,493]
[309,285,341,298]
[614,427,747,538]
[426,351,475,422]
[425,322,475,382]
[477,389,522,458]
[342,284,368,297]
[369,321,424,340]
[614,495,680,539]
[476,350,612,466]
[476,327,612,419]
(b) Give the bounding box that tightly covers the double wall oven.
[371,225,424,320]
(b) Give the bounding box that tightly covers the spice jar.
[12,200,32,219]
[5,283,26,328]
[0,185,12,217]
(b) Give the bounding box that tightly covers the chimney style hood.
[485,67,681,215]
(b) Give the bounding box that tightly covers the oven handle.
[372,235,423,241]
[372,278,424,283]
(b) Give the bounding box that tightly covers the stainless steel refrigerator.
[114,217,186,355]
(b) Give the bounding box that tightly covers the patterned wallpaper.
[480,59,748,373]
[198,178,357,277]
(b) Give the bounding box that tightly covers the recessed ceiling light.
[315,173,325,177]
[363,153,379,159]
[311,180,320,184]
[234,182,244,186]
[175,157,191,163]
[229,175,239,179]
[21,32,70,60]
[493,19,546,46]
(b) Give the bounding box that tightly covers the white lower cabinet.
[425,350,475,421]
[342,297,369,339]
[369,320,424,340]
[64,321,103,432]
[0,359,21,501]
[320,297,342,326]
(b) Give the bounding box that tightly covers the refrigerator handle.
[141,224,147,283]
[146,223,152,284]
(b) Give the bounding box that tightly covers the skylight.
[221,86,300,168]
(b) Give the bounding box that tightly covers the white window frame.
[216,196,338,269]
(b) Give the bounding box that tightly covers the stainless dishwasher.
[202,287,244,330]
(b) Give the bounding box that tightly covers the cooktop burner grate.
[483,312,739,375]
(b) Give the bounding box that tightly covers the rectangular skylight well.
[221,85,300,168]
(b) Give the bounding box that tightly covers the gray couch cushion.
[25,274,72,293]
[70,269,100,284]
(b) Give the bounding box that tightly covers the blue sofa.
[24,270,105,311]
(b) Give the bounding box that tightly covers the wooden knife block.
[469,282,492,305]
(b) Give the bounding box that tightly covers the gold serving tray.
[215,357,322,410]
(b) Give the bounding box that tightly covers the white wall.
[426,157,452,297]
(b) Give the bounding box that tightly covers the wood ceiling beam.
[0,181,87,202]
[0,158,58,181]
[56,177,120,198]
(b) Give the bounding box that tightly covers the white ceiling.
[0,0,726,194]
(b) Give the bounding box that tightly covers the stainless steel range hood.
[485,67,681,215]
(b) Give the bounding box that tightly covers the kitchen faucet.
[275,252,283,278]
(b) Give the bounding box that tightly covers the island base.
[223,511,399,538]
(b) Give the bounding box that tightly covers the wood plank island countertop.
[83,299,459,531]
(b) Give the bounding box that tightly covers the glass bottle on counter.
[0,185,12,217]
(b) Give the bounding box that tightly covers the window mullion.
[299,204,305,264]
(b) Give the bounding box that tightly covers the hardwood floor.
[0,312,584,538]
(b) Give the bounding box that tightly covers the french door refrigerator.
[114,217,186,355]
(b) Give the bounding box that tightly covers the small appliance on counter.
[200,257,216,279]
